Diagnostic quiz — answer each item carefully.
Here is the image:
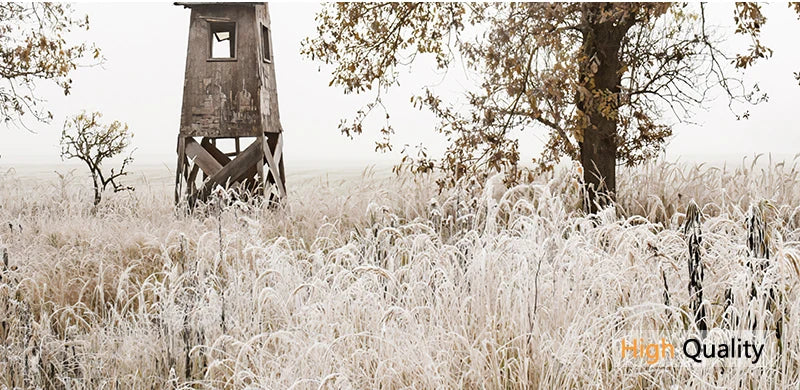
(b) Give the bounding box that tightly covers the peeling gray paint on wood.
[178,2,282,137]
[255,3,282,133]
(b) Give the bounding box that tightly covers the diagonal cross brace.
[201,137,264,195]
[263,132,286,198]
[185,137,223,176]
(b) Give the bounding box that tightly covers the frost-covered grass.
[1,156,800,389]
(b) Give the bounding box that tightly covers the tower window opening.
[261,24,272,63]
[210,22,236,59]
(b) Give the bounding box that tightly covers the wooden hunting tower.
[175,2,285,204]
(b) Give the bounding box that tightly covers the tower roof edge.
[174,2,263,9]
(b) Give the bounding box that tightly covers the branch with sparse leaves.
[305,2,792,191]
[0,3,102,127]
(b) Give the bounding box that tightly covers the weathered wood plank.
[203,138,263,193]
[175,136,186,204]
[188,162,200,188]
[273,132,283,165]
[201,137,232,166]
[256,134,265,193]
[277,134,285,193]
[185,137,223,176]
[263,133,286,198]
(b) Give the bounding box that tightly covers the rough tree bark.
[577,6,634,213]
[91,173,102,207]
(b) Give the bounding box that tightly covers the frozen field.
[1,157,799,388]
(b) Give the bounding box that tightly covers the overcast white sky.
[2,2,800,171]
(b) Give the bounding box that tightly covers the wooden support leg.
[278,143,285,193]
[276,133,285,194]
[175,135,186,204]
[187,162,200,197]
[264,132,286,199]
[256,134,266,197]
[178,135,284,206]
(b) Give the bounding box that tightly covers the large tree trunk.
[580,108,616,213]
[577,5,632,213]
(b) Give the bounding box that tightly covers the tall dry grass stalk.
[683,200,706,334]
[745,200,784,344]
[0,157,799,388]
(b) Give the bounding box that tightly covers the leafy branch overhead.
[303,3,788,195]
[60,111,134,206]
[0,3,101,125]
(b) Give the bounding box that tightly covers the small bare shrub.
[60,111,134,206]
